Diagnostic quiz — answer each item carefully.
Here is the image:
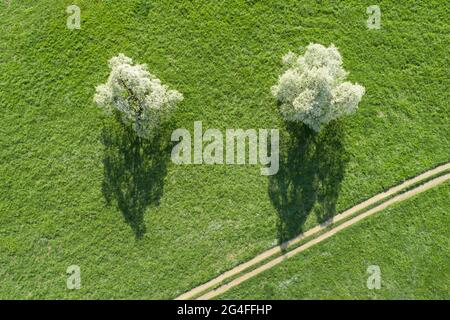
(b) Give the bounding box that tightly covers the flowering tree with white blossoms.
[272,43,365,132]
[94,54,183,138]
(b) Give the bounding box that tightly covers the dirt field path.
[176,163,450,300]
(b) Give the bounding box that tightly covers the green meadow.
[0,0,448,298]
[219,182,450,300]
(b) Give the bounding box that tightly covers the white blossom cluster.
[94,54,183,138]
[272,44,365,132]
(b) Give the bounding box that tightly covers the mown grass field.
[0,0,448,298]
[219,182,450,299]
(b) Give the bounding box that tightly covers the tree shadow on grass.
[269,121,349,244]
[101,119,171,239]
